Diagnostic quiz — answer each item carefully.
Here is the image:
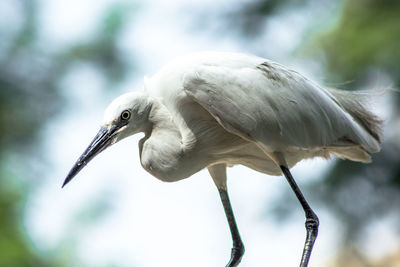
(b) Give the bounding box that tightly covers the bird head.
[62,92,151,187]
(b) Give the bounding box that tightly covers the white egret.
[62,51,382,267]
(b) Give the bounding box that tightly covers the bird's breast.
[139,133,208,183]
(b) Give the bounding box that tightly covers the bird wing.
[182,62,379,156]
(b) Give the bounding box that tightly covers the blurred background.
[1,0,399,266]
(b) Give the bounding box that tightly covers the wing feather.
[183,63,380,156]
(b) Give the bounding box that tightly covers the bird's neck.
[139,99,187,180]
[146,99,179,135]
[140,98,182,153]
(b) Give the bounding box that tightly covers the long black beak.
[62,125,118,188]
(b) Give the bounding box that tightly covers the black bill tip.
[61,126,114,188]
[62,160,87,188]
[61,178,70,188]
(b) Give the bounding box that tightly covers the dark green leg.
[218,188,245,267]
[280,166,319,267]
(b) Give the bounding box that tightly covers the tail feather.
[327,88,384,144]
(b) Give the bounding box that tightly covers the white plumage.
[115,51,381,180]
[64,51,382,267]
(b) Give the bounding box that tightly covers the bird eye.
[121,110,131,120]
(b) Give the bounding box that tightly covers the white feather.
[102,51,382,180]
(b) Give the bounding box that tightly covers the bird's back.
[145,51,382,170]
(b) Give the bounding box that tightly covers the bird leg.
[280,165,319,267]
[218,188,245,267]
[208,165,244,267]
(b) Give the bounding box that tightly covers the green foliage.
[224,0,307,37]
[0,171,59,267]
[64,3,136,84]
[0,0,134,265]
[316,0,400,84]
